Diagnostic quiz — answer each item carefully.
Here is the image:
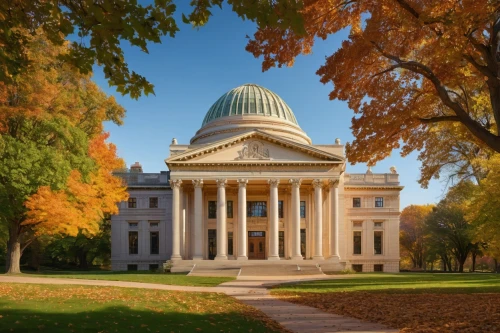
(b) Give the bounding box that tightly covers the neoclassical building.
[111,84,403,272]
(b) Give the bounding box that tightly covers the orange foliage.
[246,0,500,162]
[24,133,128,237]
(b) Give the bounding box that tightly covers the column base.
[237,256,248,261]
[329,255,340,263]
[267,255,280,261]
[214,255,228,260]
[170,255,182,261]
[291,255,303,260]
[313,255,324,260]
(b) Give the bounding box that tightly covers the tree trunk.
[6,230,22,274]
[472,253,477,272]
[78,251,89,269]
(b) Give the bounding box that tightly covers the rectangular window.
[352,264,363,273]
[208,229,216,260]
[300,201,306,218]
[128,197,137,208]
[353,231,362,255]
[150,231,159,255]
[129,231,138,255]
[375,197,384,208]
[149,264,159,271]
[247,201,267,217]
[208,201,217,219]
[129,222,138,228]
[374,264,384,272]
[278,200,284,218]
[279,231,285,257]
[353,197,361,208]
[374,231,383,255]
[374,222,383,228]
[300,229,306,257]
[149,197,158,208]
[227,201,233,218]
[127,264,138,271]
[249,231,265,237]
[228,232,233,256]
[149,221,159,228]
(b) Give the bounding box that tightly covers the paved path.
[0,275,398,333]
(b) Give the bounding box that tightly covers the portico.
[168,175,341,261]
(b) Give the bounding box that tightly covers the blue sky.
[95,3,446,209]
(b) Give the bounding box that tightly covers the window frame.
[278,200,284,219]
[150,231,159,255]
[375,197,384,208]
[353,231,362,255]
[300,201,306,218]
[227,200,233,219]
[128,231,139,255]
[128,197,137,208]
[149,197,158,208]
[374,231,383,255]
[247,201,267,217]
[353,197,361,208]
[208,201,217,219]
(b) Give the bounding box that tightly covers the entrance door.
[248,231,266,260]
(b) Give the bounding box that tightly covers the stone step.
[239,264,323,276]
[188,266,241,277]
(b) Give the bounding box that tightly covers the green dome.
[201,84,298,126]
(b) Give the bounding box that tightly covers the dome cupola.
[191,84,311,145]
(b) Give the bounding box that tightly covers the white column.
[312,179,324,260]
[290,179,303,260]
[268,179,280,260]
[192,179,203,260]
[329,179,340,261]
[237,179,248,260]
[170,179,182,260]
[215,179,228,260]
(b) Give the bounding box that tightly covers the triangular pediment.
[166,130,344,166]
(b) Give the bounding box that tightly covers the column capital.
[169,179,183,188]
[216,179,227,188]
[312,179,323,189]
[329,179,339,188]
[289,178,302,188]
[237,179,248,188]
[192,179,204,188]
[268,178,280,187]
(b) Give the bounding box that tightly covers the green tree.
[0,33,126,274]
[425,182,475,272]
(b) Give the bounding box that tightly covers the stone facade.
[111,84,403,272]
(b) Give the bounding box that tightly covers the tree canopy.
[240,0,500,180]
[0,33,127,273]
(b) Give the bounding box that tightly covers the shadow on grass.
[275,273,500,294]
[0,303,278,333]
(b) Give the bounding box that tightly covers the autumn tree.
[467,154,500,271]
[425,182,475,272]
[227,0,500,182]
[400,204,433,269]
[0,33,127,274]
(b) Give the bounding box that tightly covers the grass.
[19,269,234,287]
[0,283,285,333]
[273,273,500,294]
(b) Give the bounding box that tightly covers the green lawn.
[0,283,284,333]
[273,273,500,294]
[16,270,234,287]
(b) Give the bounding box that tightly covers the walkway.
[0,275,398,333]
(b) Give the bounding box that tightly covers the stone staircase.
[239,264,323,276]
[183,262,325,277]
